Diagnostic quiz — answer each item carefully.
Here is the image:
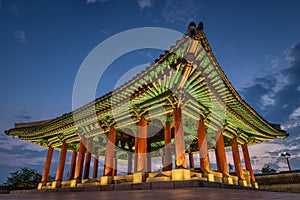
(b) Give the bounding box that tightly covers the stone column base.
[239,179,248,187]
[203,172,215,182]
[37,182,44,190]
[223,177,233,185]
[51,181,61,189]
[252,181,259,189]
[133,172,146,184]
[210,171,223,183]
[171,169,191,181]
[82,179,89,184]
[70,179,79,188]
[230,176,239,185]
[101,176,113,185]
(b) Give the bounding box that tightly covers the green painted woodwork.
[5,29,286,159]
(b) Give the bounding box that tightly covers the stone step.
[146,176,171,182]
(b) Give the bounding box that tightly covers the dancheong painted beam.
[5,21,287,189]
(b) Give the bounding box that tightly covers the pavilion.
[5,22,287,190]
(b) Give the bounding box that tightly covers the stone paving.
[1,188,300,200]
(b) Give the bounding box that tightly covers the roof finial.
[197,22,204,31]
[186,21,196,38]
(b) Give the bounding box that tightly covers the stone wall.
[255,172,300,193]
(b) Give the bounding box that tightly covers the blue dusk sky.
[1,0,300,183]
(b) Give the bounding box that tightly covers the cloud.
[16,110,32,120]
[285,41,300,64]
[87,0,97,3]
[0,134,45,152]
[16,115,31,119]
[271,58,280,68]
[240,75,281,112]
[241,41,300,123]
[10,4,18,16]
[137,0,153,10]
[249,143,286,158]
[100,28,110,35]
[248,142,294,172]
[290,107,300,119]
[282,121,300,130]
[266,55,281,68]
[14,29,27,44]
[240,40,300,172]
[86,0,109,4]
[161,0,201,24]
[261,94,275,107]
[0,151,45,167]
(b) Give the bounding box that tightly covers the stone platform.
[11,179,257,195]
[3,187,300,200]
[37,170,258,190]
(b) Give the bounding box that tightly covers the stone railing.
[0,186,10,194]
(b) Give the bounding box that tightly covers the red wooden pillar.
[189,152,195,168]
[41,147,54,183]
[74,141,86,180]
[55,143,68,181]
[83,151,92,179]
[197,121,210,172]
[242,144,255,182]
[92,157,98,178]
[137,119,147,172]
[215,149,220,171]
[68,149,77,180]
[163,121,172,171]
[84,138,92,179]
[173,108,186,168]
[127,152,132,174]
[147,140,152,172]
[104,129,116,176]
[215,132,229,174]
[112,158,117,176]
[134,137,138,173]
[83,152,91,179]
[162,155,165,171]
[231,137,244,179]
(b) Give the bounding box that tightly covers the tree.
[261,165,276,174]
[3,167,54,190]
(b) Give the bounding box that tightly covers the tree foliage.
[261,165,276,174]
[2,167,54,190]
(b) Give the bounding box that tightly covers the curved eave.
[5,24,287,144]
[198,31,287,138]
[5,37,189,138]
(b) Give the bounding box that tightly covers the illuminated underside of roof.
[5,22,287,160]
